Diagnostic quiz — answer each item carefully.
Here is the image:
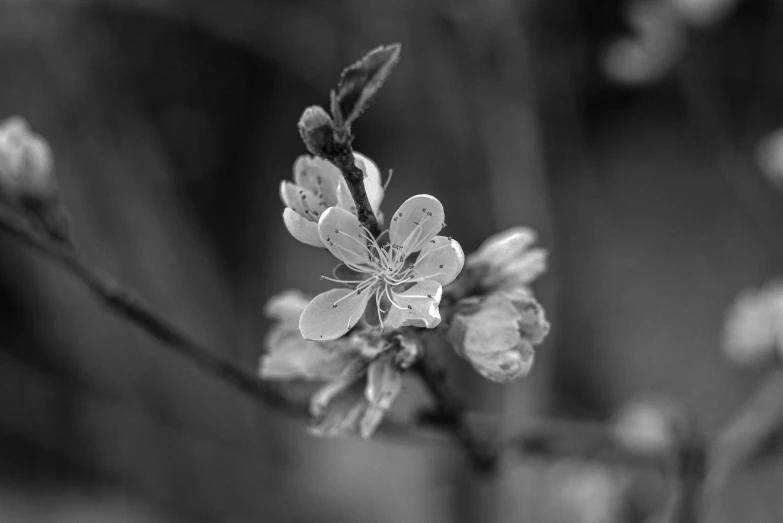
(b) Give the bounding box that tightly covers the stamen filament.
[385,287,407,310]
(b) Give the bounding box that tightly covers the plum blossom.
[280,152,383,247]
[299,194,464,341]
[447,287,549,383]
[309,351,403,439]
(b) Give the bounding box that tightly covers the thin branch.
[320,142,381,236]
[499,417,667,471]
[414,349,498,472]
[0,204,296,414]
[0,203,711,484]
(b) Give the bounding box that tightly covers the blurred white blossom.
[299,195,463,340]
[671,0,740,26]
[281,152,383,247]
[0,116,56,204]
[613,395,680,454]
[601,0,684,85]
[546,461,626,523]
[465,226,547,292]
[722,281,783,365]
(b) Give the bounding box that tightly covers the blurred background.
[0,0,782,521]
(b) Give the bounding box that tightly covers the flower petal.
[354,152,384,214]
[300,288,373,340]
[389,194,445,256]
[384,280,442,329]
[279,181,325,222]
[293,155,343,207]
[466,340,535,383]
[359,354,403,439]
[264,289,311,326]
[490,248,548,288]
[309,362,365,418]
[470,226,537,267]
[318,206,375,268]
[336,181,358,214]
[309,399,366,438]
[413,236,465,286]
[259,330,356,380]
[283,208,323,248]
[365,356,402,411]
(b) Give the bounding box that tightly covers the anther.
[407,305,412,309]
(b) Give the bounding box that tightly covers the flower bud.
[465,226,548,292]
[448,291,549,382]
[0,117,56,204]
[297,105,337,157]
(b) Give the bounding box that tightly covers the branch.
[414,349,498,472]
[321,142,381,237]
[0,203,710,488]
[0,204,296,414]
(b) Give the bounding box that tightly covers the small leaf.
[334,43,401,128]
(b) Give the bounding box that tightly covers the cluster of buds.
[444,228,550,382]
[259,44,550,438]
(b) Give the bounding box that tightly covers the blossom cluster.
[260,149,551,438]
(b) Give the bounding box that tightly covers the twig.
[320,141,381,237]
[0,205,296,414]
[414,349,498,472]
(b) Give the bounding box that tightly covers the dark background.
[0,0,781,521]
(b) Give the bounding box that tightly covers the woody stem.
[318,139,381,237]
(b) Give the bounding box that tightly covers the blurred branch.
[706,370,783,498]
[0,204,296,414]
[414,349,498,471]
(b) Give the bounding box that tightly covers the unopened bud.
[298,106,336,157]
